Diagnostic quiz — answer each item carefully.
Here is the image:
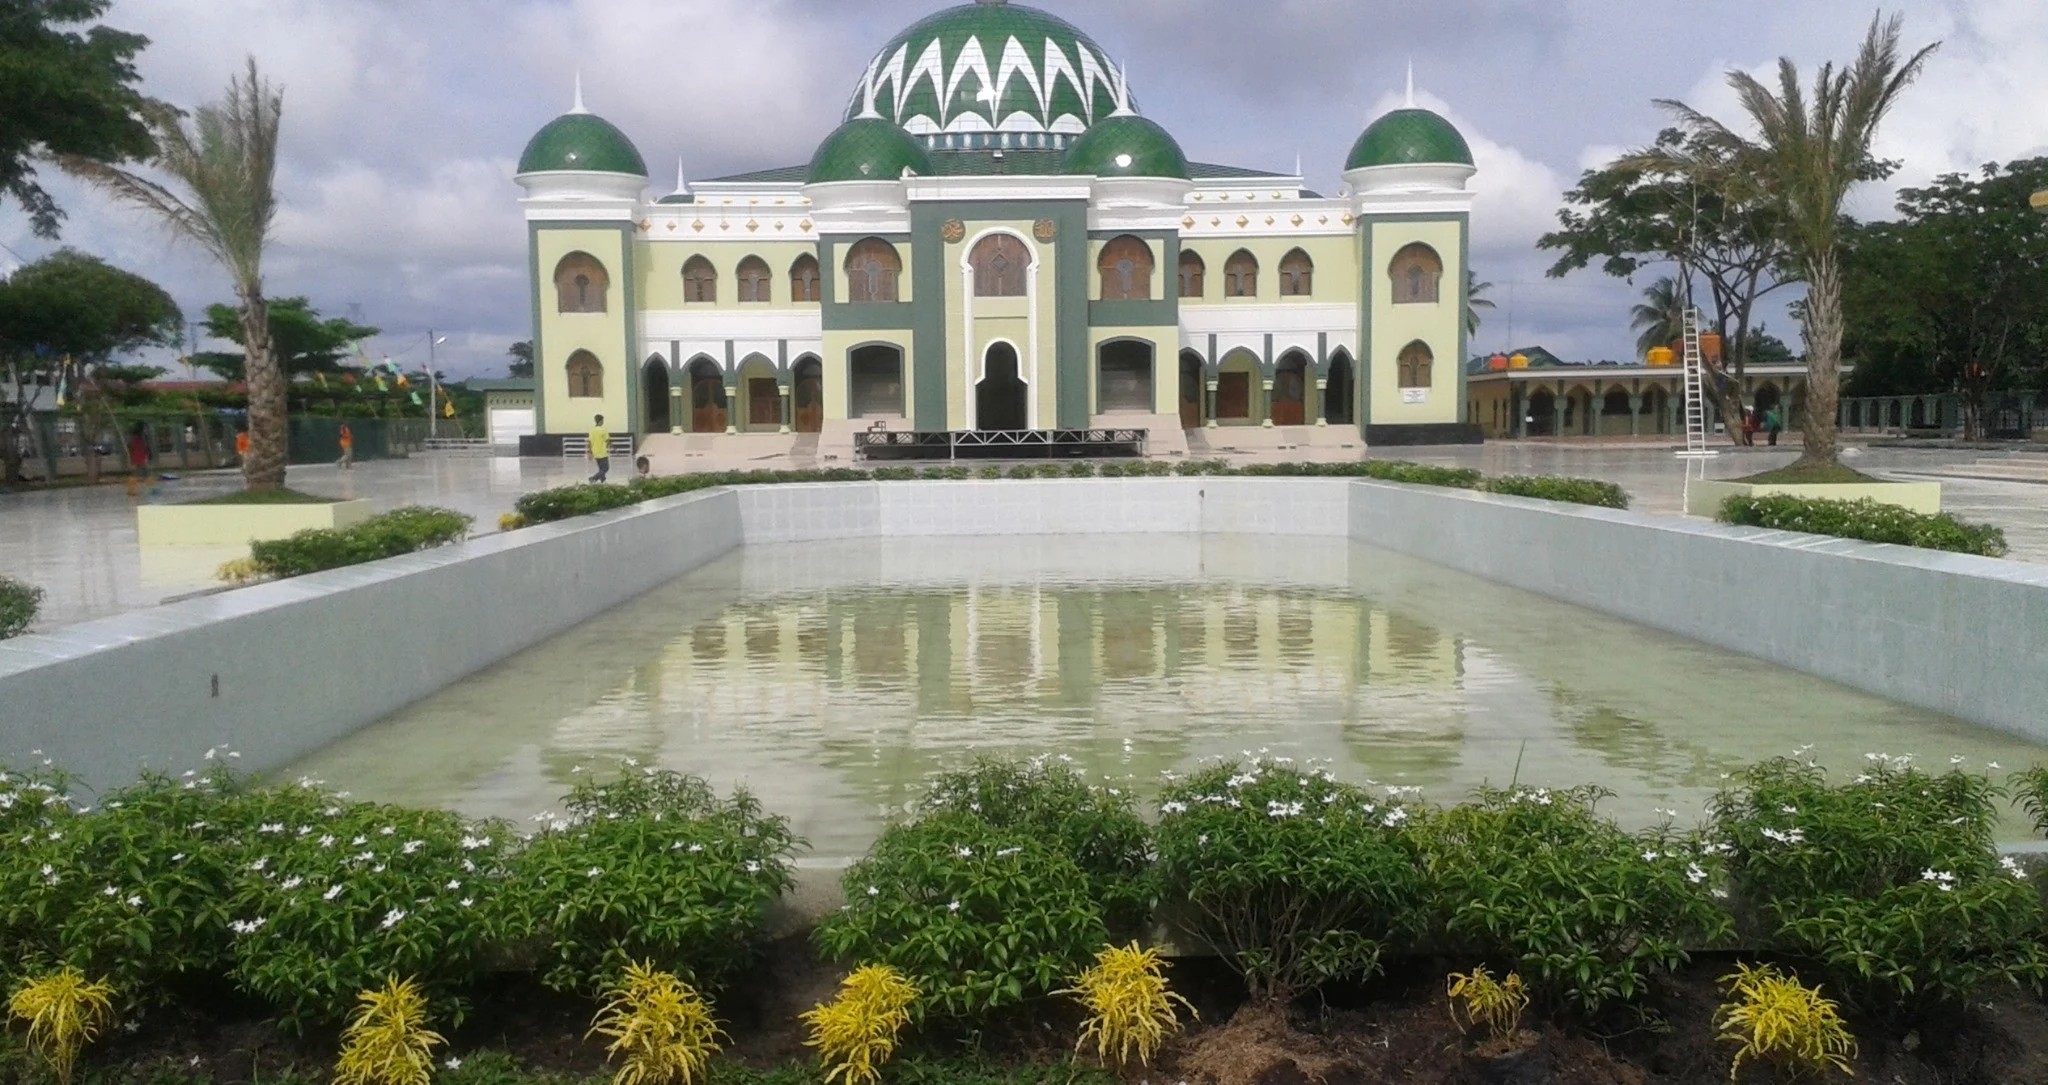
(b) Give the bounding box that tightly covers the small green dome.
[1064,114,1189,180]
[807,118,933,184]
[1345,108,1472,170]
[518,113,648,176]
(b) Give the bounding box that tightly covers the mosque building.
[512,0,1480,460]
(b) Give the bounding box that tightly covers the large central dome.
[844,0,1134,145]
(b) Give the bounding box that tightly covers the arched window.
[1397,341,1434,389]
[567,350,604,398]
[1178,250,1206,299]
[553,252,609,314]
[1279,248,1314,297]
[1389,243,1444,305]
[845,238,901,304]
[1097,235,1154,301]
[1224,250,1259,298]
[970,233,1030,297]
[736,256,772,304]
[682,256,718,304]
[790,254,821,303]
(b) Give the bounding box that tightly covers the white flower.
[126,896,142,908]
[2001,856,2027,879]
[324,884,345,901]
[318,835,336,848]
[459,898,474,908]
[229,918,266,936]
[401,840,423,855]
[1198,834,1210,846]
[867,885,880,897]
[281,876,303,891]
[947,900,961,913]
[1642,851,1660,863]
[1686,864,1708,885]
[248,858,269,872]
[1381,808,1409,828]
[1779,805,1798,815]
[171,853,185,863]
[103,885,118,897]
[586,867,604,878]
[1160,801,1187,815]
[956,847,973,858]
[996,846,1022,857]
[259,823,284,834]
[380,909,407,929]
[1989,762,2001,770]
[1951,755,1966,766]
[745,861,761,874]
[378,826,395,836]
[351,836,368,846]
[445,1057,464,1070]
[371,864,387,874]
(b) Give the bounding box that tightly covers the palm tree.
[1630,277,1685,360]
[1465,271,1495,337]
[1637,14,1936,466]
[63,59,287,490]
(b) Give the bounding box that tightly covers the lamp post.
[427,332,447,439]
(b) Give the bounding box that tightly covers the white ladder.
[1676,307,1718,459]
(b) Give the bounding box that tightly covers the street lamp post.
[426,331,447,439]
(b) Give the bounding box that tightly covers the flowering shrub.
[814,812,1106,1021]
[1152,759,1427,1001]
[1712,756,2048,1014]
[918,758,1152,932]
[248,506,474,579]
[1718,494,2008,556]
[506,767,798,996]
[1417,785,1731,1017]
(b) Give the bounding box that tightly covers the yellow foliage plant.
[334,977,446,1085]
[800,965,920,1085]
[588,962,725,1085]
[1057,943,1197,1069]
[497,512,527,533]
[7,968,115,1085]
[1715,963,1856,1081]
[1447,966,1530,1045]
[216,557,264,584]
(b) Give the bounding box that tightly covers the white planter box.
[137,498,377,546]
[1685,480,1943,518]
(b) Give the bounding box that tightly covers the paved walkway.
[4,442,2044,634]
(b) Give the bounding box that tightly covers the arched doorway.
[849,344,905,419]
[642,356,671,433]
[792,356,823,434]
[738,355,780,432]
[1642,386,1669,434]
[686,357,727,433]
[1178,350,1205,429]
[1527,389,1557,436]
[1097,339,1153,414]
[1272,350,1309,425]
[976,342,1028,431]
[1325,349,1355,425]
[1215,350,1261,425]
[1602,388,1632,436]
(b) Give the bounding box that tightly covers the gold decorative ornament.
[1034,219,1057,242]
[1341,214,1354,225]
[800,219,813,232]
[1264,216,1275,225]
[1210,217,1221,227]
[692,220,706,232]
[636,219,650,232]
[1182,217,1195,229]
[941,219,966,243]
[666,221,677,232]
[1236,215,1249,228]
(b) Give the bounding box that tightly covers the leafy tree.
[0,249,179,481]
[187,297,378,380]
[1465,271,1495,336]
[63,59,288,490]
[1541,129,1797,444]
[1841,158,2048,437]
[1640,13,1938,466]
[507,340,534,379]
[1630,277,1685,360]
[0,0,156,237]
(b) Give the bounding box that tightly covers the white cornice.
[902,174,1093,202]
[1179,302,1356,337]
[639,308,825,343]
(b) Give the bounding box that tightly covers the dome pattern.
[844,1,1133,139]
[1063,115,1188,180]
[808,118,935,184]
[1345,108,1473,171]
[518,112,648,176]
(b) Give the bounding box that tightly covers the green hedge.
[0,577,40,640]
[247,506,474,578]
[511,460,1622,528]
[1718,494,2008,557]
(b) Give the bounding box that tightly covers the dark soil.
[1732,463,1881,485]
[58,945,2048,1084]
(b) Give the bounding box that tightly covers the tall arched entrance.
[1178,350,1205,429]
[1096,340,1154,414]
[848,344,905,419]
[642,356,671,434]
[976,342,1028,431]
[792,356,823,434]
[1272,351,1309,426]
[686,357,727,433]
[1325,350,1354,426]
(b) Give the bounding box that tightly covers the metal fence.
[1837,393,2045,439]
[856,427,1149,461]
[6,413,430,481]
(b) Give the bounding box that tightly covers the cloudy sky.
[6,0,2046,379]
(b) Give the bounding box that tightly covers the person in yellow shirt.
[587,414,611,483]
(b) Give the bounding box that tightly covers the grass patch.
[1734,463,1881,485]
[182,488,341,506]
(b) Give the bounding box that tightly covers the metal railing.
[856,427,1149,461]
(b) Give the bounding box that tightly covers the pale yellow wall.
[1085,236,1165,302]
[637,241,820,311]
[1179,234,1359,305]
[536,228,632,433]
[1086,327,1174,415]
[1367,219,1464,426]
[825,237,915,305]
[942,223,1058,429]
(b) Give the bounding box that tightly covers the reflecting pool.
[289,536,2048,855]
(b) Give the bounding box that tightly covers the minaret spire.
[1404,60,1416,108]
[672,157,689,196]
[571,71,588,115]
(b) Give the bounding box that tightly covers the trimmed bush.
[1486,475,1630,509]
[247,506,473,578]
[1718,493,2007,557]
[0,577,41,639]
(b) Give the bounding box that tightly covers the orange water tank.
[1700,333,1724,363]
[1509,353,1530,370]
[1647,347,1675,367]
[1487,354,1509,371]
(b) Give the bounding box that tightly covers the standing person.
[234,426,250,465]
[125,423,151,495]
[1765,405,1783,447]
[335,422,355,469]
[588,414,611,483]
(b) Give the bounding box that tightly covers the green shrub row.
[247,505,475,578]
[511,460,1626,528]
[1718,493,2009,556]
[0,576,40,639]
[13,752,2032,1034]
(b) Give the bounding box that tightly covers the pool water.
[289,536,2048,855]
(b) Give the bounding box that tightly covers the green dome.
[1345,108,1473,170]
[518,113,648,176]
[1064,114,1188,179]
[808,118,933,184]
[846,1,1134,138]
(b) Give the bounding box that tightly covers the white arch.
[959,227,1043,431]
